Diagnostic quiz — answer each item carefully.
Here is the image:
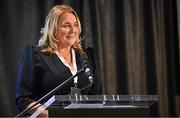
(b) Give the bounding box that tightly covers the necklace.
[57,51,72,66]
[64,55,72,65]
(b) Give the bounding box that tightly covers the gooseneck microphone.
[82,53,93,83]
[78,53,94,92]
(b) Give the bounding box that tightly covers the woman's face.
[54,12,80,48]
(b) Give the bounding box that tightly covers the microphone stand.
[15,68,84,117]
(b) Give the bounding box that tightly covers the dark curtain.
[0,0,179,117]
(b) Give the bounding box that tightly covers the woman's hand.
[27,102,49,117]
[37,109,48,117]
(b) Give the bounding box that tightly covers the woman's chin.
[67,40,76,46]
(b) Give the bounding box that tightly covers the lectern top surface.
[50,95,158,108]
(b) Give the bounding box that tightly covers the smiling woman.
[55,12,80,52]
[15,4,102,117]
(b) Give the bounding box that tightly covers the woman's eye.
[74,23,78,27]
[62,24,71,28]
[60,23,78,29]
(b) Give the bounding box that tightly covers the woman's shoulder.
[21,45,41,51]
[27,45,52,56]
[84,47,95,53]
[84,47,97,67]
[21,45,51,57]
[84,47,96,60]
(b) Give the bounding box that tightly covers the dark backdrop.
[0,0,179,117]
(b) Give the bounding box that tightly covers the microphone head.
[81,53,93,83]
[84,67,93,83]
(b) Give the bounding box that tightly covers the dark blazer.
[16,45,102,112]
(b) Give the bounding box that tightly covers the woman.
[16,4,102,117]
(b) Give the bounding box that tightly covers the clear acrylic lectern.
[30,95,158,117]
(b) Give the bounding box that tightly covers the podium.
[31,95,158,117]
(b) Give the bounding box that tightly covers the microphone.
[82,53,93,83]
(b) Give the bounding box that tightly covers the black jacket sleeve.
[16,45,36,112]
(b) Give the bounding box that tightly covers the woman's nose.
[69,26,76,33]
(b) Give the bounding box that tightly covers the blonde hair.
[38,4,84,54]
